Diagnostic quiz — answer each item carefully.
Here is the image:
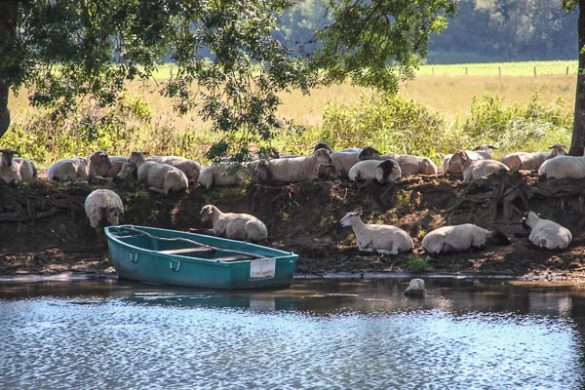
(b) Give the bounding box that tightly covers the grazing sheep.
[358,147,438,176]
[422,224,510,254]
[147,156,202,184]
[84,189,124,229]
[198,162,249,189]
[537,152,585,180]
[442,145,496,175]
[200,204,268,242]
[404,279,425,297]
[449,150,509,183]
[348,159,401,186]
[255,148,333,183]
[47,151,111,182]
[0,149,37,184]
[339,211,413,255]
[128,151,189,194]
[522,211,572,250]
[501,144,567,171]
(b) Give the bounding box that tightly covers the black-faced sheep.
[200,204,268,242]
[84,189,124,229]
[348,159,401,186]
[358,147,437,176]
[340,211,413,255]
[421,224,510,254]
[522,211,572,250]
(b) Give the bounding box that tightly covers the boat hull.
[105,225,298,290]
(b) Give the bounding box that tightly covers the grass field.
[3,61,578,166]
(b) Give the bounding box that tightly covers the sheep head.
[450,150,470,169]
[358,146,382,161]
[420,158,438,175]
[200,204,220,224]
[340,211,360,227]
[115,163,137,182]
[88,151,112,169]
[522,211,540,229]
[129,151,147,166]
[473,144,497,151]
[548,144,568,157]
[314,142,333,153]
[318,163,338,180]
[314,148,333,164]
[0,149,19,167]
[377,159,400,183]
[105,206,122,226]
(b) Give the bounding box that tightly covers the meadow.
[2,61,577,167]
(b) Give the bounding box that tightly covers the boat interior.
[109,226,262,262]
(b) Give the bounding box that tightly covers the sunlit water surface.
[1,278,584,389]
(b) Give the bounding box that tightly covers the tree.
[0,0,455,158]
[565,0,585,155]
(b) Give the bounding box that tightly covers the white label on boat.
[250,258,276,279]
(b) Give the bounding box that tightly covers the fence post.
[432,67,434,76]
[465,67,468,76]
[567,66,570,75]
[498,66,501,77]
[533,66,536,77]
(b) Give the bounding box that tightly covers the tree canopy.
[0,0,455,159]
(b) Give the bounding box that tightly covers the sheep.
[501,144,567,171]
[128,151,189,194]
[200,204,268,242]
[95,156,129,178]
[404,279,425,297]
[421,224,510,254]
[254,148,333,183]
[339,211,413,255]
[84,189,124,230]
[537,152,585,180]
[198,162,250,189]
[358,147,438,176]
[47,151,112,182]
[0,149,37,184]
[522,211,572,250]
[449,150,509,183]
[147,156,202,184]
[442,145,496,175]
[314,142,362,178]
[348,159,401,186]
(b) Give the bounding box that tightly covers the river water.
[0,277,584,389]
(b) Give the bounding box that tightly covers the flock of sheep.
[0,140,577,258]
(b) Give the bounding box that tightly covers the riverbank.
[2,173,585,279]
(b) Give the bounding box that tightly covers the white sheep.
[84,189,124,229]
[255,148,333,183]
[422,224,510,254]
[128,151,189,194]
[348,159,401,185]
[442,145,495,175]
[198,162,249,189]
[0,149,37,184]
[501,144,567,171]
[522,211,572,250]
[314,143,362,178]
[340,211,413,255]
[537,152,585,180]
[95,156,129,178]
[200,204,268,242]
[449,150,509,183]
[358,147,437,176]
[147,156,202,184]
[47,151,112,182]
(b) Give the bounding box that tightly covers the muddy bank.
[2,172,585,279]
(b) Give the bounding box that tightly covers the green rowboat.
[104,225,298,289]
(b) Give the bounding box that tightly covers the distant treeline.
[278,0,578,64]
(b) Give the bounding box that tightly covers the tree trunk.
[570,1,585,156]
[0,1,18,139]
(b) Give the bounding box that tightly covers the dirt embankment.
[2,172,585,279]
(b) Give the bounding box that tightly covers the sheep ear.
[487,145,498,149]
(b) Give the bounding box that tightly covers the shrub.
[405,255,432,273]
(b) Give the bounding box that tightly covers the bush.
[405,255,432,273]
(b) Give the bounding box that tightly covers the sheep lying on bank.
[449,150,509,183]
[0,149,37,184]
[198,162,249,189]
[47,151,111,182]
[537,153,585,180]
[348,159,401,185]
[95,156,129,178]
[422,224,510,254]
[126,151,189,194]
[442,145,495,175]
[501,144,567,171]
[522,211,572,250]
[358,147,438,176]
[84,189,124,229]
[314,143,362,178]
[200,204,268,242]
[340,211,413,255]
[253,148,333,183]
[147,156,202,184]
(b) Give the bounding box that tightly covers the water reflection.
[0,278,584,389]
